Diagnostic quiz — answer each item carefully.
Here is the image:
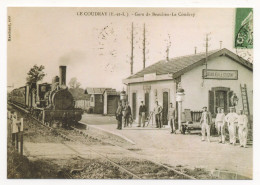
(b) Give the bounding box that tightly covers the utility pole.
[143,23,146,69]
[202,33,211,82]
[205,33,210,70]
[130,22,134,75]
[166,34,171,62]
[166,46,169,61]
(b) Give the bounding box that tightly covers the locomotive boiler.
[10,65,83,127]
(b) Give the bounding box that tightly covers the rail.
[8,102,197,180]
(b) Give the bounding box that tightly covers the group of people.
[115,101,132,130]
[137,100,165,128]
[200,106,249,147]
[115,100,249,148]
[115,100,164,130]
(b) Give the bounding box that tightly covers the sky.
[7,8,238,91]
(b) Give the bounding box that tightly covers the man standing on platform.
[116,101,123,130]
[215,107,226,143]
[200,106,212,142]
[237,109,248,148]
[225,107,238,145]
[138,101,146,127]
[154,101,163,128]
[168,103,177,134]
[123,101,132,127]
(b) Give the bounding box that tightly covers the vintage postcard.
[5,6,255,182]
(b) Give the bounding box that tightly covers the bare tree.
[68,77,81,89]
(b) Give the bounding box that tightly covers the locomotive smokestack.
[59,65,67,86]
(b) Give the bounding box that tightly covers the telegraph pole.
[143,23,146,69]
[166,34,171,62]
[130,22,134,75]
[204,33,211,70]
[205,34,209,70]
[202,33,211,82]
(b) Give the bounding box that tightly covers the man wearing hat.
[200,106,212,142]
[168,103,177,134]
[154,101,163,128]
[116,101,123,130]
[123,101,132,127]
[138,101,146,127]
[237,109,248,147]
[225,107,238,145]
[215,107,226,143]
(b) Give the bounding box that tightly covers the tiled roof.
[127,48,253,80]
[85,87,112,94]
[105,89,120,95]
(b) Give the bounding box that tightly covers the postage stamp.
[234,8,253,63]
[235,8,253,49]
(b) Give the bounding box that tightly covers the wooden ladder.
[240,84,250,115]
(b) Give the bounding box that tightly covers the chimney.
[59,65,67,86]
[220,41,223,49]
[194,47,197,54]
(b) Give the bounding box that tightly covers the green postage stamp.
[234,8,253,49]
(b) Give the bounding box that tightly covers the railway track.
[8,102,197,179]
[71,126,196,180]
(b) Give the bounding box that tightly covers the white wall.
[75,100,90,110]
[181,55,253,114]
[128,80,176,121]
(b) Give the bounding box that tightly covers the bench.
[181,109,202,134]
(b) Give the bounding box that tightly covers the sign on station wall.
[202,69,238,80]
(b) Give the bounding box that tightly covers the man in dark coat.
[138,101,146,127]
[116,101,123,130]
[123,101,132,127]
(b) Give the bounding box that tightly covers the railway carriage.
[9,65,83,127]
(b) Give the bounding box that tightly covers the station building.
[123,48,253,126]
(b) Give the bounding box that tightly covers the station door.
[145,92,150,118]
[162,92,169,125]
[132,93,137,120]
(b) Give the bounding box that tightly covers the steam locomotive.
[9,66,83,127]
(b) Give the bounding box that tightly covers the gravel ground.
[7,105,219,179]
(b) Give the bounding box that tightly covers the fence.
[75,100,90,110]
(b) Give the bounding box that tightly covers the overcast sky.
[8,8,237,91]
